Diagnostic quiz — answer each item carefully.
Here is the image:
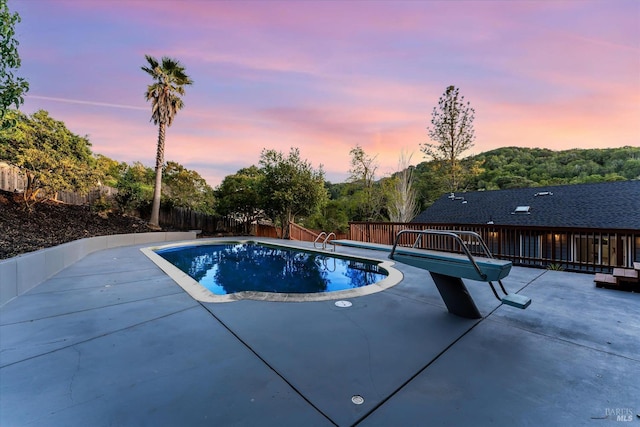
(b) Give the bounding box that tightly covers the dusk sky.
[12,0,640,187]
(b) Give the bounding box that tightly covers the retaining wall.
[0,231,197,306]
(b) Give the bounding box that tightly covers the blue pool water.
[155,242,388,295]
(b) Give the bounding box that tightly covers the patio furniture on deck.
[594,273,618,288]
[595,266,639,291]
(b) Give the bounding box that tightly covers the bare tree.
[349,145,383,221]
[421,85,475,192]
[388,150,418,222]
[349,145,377,187]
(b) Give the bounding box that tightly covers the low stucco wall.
[0,232,197,306]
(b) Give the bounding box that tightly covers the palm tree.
[141,54,193,227]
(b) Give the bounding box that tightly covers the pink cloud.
[13,0,639,188]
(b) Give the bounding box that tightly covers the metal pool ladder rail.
[314,232,336,251]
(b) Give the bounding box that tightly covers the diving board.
[384,246,511,282]
[334,230,531,319]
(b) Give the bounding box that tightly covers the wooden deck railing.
[289,222,320,241]
[348,222,640,274]
[288,222,348,242]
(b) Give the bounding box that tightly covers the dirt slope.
[0,190,162,259]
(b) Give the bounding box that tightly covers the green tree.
[464,146,640,190]
[114,162,154,214]
[421,85,476,192]
[0,110,97,208]
[0,0,29,127]
[304,199,350,233]
[142,54,193,228]
[94,154,127,187]
[215,166,263,234]
[258,147,327,239]
[162,161,215,214]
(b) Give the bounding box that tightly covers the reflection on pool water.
[155,242,388,295]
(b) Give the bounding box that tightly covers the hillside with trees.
[1,107,637,237]
[3,4,636,250]
[408,146,640,212]
[467,146,640,190]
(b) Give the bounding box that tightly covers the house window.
[601,237,612,266]
[573,235,596,265]
[572,234,623,267]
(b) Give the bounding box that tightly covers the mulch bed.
[0,190,164,260]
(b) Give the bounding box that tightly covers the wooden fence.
[289,222,318,241]
[0,161,348,244]
[255,223,281,239]
[348,221,640,273]
[0,162,26,193]
[159,207,246,235]
[0,161,117,205]
[56,186,118,205]
[289,222,348,242]
[155,214,344,242]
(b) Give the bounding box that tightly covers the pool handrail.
[410,229,495,260]
[389,229,530,311]
[390,229,488,281]
[314,231,336,251]
[314,232,327,250]
[323,232,336,252]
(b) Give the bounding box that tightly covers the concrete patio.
[1,237,638,426]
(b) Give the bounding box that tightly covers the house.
[410,180,640,273]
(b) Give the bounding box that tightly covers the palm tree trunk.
[149,122,166,227]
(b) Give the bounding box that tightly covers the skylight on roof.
[513,206,531,214]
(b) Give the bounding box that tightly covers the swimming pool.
[141,239,402,303]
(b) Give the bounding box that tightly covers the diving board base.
[430,272,482,319]
[501,294,532,309]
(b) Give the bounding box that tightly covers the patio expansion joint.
[517,269,548,293]
[0,305,198,369]
[382,287,445,308]
[486,316,640,364]
[199,302,340,427]
[0,290,186,326]
[491,269,640,363]
[52,266,159,280]
[42,273,171,289]
[351,289,514,427]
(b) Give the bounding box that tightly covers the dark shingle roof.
[412,181,640,230]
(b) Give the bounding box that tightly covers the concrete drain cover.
[351,395,365,405]
[335,300,352,308]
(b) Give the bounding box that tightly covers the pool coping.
[140,238,404,303]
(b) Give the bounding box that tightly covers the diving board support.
[387,229,532,316]
[430,272,482,319]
